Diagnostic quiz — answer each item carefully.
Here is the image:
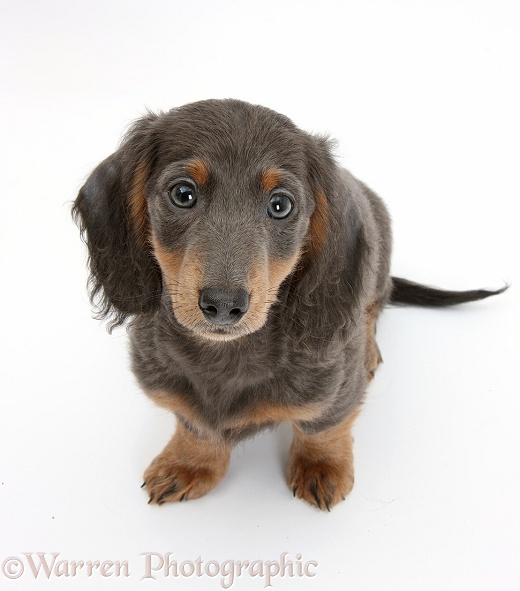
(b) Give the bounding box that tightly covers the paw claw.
[288,456,354,511]
[309,481,322,509]
[157,482,180,505]
[143,454,228,506]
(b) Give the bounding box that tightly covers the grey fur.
[73,99,503,502]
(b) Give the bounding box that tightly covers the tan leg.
[366,303,383,381]
[287,406,361,511]
[144,421,231,505]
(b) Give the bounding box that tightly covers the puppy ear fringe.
[284,133,372,349]
[72,200,160,333]
[72,116,162,332]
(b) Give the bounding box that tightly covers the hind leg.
[365,303,383,381]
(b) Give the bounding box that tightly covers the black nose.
[199,288,250,325]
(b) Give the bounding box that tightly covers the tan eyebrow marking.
[187,159,209,185]
[307,188,330,255]
[261,168,283,192]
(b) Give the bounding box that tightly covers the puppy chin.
[198,314,269,342]
[197,326,248,342]
[175,312,268,342]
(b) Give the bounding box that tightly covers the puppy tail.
[390,276,508,307]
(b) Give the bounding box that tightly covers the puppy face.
[75,100,335,339]
[133,102,321,341]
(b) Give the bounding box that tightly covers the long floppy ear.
[72,117,162,330]
[288,133,371,345]
[304,133,370,300]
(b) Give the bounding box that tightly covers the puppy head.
[73,99,336,340]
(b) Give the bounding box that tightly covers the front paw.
[288,407,360,510]
[142,422,231,506]
[143,455,223,505]
[288,455,354,511]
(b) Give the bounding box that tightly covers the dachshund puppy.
[73,99,504,510]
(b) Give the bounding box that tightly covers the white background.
[1,0,519,589]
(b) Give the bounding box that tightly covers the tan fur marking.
[151,237,183,280]
[149,390,208,434]
[288,405,361,510]
[231,400,326,429]
[151,237,204,332]
[149,389,324,437]
[144,420,231,504]
[267,254,301,292]
[187,159,209,186]
[261,168,282,192]
[308,188,330,255]
[128,159,151,241]
[246,251,301,336]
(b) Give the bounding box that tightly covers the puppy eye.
[169,182,197,208]
[267,193,293,219]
